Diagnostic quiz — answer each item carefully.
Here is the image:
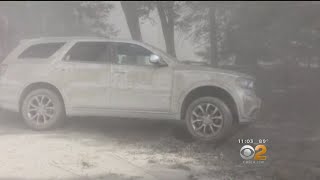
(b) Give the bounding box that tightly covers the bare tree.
[209,7,217,66]
[0,14,8,59]
[156,1,176,57]
[120,1,142,41]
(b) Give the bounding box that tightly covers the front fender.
[174,80,242,120]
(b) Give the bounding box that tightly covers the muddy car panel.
[0,37,261,124]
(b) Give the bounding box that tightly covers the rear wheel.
[185,96,233,142]
[21,89,65,130]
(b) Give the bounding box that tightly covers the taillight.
[0,64,8,77]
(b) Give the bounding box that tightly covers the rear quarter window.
[18,42,65,59]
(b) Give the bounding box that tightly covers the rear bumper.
[0,82,20,112]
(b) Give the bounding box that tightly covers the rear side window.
[18,43,65,59]
[64,42,109,63]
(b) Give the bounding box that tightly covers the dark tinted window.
[64,42,109,63]
[18,43,65,59]
[114,43,153,66]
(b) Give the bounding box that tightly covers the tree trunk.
[0,15,8,59]
[120,1,142,41]
[209,7,217,66]
[156,2,176,57]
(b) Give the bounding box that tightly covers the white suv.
[0,37,261,142]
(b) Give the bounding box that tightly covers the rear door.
[55,41,111,109]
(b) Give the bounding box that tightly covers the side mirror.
[149,54,167,67]
[149,54,161,64]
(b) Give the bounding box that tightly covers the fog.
[0,1,319,180]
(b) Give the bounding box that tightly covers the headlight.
[236,77,255,89]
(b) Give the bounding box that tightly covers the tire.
[185,96,234,142]
[21,88,65,130]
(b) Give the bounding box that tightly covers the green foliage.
[0,1,117,38]
[178,2,230,63]
[78,1,118,37]
[224,2,320,65]
[180,2,320,65]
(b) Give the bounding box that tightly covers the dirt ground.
[0,93,319,180]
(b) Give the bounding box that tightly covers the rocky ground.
[0,92,319,180]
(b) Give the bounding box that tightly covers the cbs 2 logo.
[240,145,267,160]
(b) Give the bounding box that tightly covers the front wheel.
[185,97,234,142]
[21,89,65,130]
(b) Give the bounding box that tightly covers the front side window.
[18,42,65,59]
[114,43,153,66]
[64,42,109,63]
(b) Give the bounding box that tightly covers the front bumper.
[237,89,262,124]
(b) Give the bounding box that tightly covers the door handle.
[57,67,72,72]
[114,71,127,74]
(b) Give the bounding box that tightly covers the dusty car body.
[0,37,261,141]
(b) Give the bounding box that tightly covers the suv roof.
[3,36,177,65]
[20,36,143,44]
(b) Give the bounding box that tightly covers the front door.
[109,42,173,112]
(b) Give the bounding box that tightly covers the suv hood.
[173,64,254,80]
